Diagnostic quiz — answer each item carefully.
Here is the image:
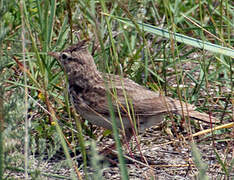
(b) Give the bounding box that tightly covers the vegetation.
[1,0,233,179]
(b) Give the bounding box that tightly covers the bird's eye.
[67,57,72,61]
[61,52,71,60]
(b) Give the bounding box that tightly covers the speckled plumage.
[48,40,218,139]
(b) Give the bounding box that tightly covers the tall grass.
[1,0,233,179]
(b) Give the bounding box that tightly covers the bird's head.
[48,40,99,79]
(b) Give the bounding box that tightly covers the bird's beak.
[48,52,60,59]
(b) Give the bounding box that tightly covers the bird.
[48,40,218,141]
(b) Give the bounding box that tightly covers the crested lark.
[48,40,218,140]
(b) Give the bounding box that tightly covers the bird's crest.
[63,40,88,53]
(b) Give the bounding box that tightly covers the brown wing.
[89,73,218,123]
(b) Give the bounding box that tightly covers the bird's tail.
[163,96,219,124]
[183,110,219,124]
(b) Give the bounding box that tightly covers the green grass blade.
[105,15,234,58]
[106,90,129,180]
[47,0,56,49]
[213,149,228,176]
[52,16,69,51]
[191,143,209,180]
[0,87,3,180]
